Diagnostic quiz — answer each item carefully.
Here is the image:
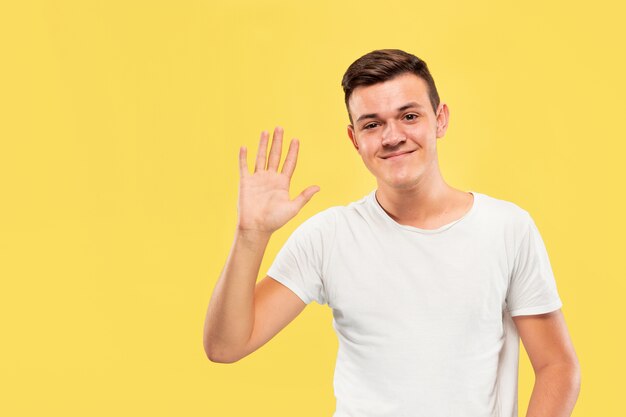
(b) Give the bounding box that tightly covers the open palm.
[237,127,320,234]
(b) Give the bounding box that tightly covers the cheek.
[360,144,378,160]
[358,135,379,152]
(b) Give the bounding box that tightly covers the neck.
[375,169,464,227]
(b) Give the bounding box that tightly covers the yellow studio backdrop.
[0,0,624,415]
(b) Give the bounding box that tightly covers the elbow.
[536,360,582,393]
[204,339,241,364]
[206,350,239,364]
[564,358,582,391]
[567,362,582,403]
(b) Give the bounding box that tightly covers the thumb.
[292,185,320,211]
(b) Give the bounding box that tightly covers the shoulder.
[475,191,533,229]
[296,206,340,230]
[285,206,341,242]
[297,192,371,230]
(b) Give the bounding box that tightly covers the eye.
[363,122,378,130]
[404,113,418,121]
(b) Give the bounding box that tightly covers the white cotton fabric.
[267,190,563,417]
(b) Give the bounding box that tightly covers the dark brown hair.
[341,49,440,125]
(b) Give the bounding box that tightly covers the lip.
[381,150,415,160]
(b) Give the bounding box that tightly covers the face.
[347,72,449,191]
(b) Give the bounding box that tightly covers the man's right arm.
[203,126,319,363]
[203,230,306,363]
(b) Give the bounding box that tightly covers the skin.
[203,127,316,363]
[513,310,581,417]
[346,72,473,229]
[346,72,580,415]
[204,72,580,417]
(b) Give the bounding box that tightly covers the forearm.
[525,363,581,417]
[203,228,272,362]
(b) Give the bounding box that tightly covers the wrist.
[235,226,273,243]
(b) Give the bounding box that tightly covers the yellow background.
[1,1,624,415]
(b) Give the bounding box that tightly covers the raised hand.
[236,126,320,234]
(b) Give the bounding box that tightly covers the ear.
[435,103,450,138]
[347,125,359,150]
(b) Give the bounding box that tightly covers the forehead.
[348,73,431,117]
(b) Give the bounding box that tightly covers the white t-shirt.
[267,190,563,417]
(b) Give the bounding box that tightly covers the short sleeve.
[266,208,337,306]
[506,214,563,316]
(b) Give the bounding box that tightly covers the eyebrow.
[355,102,425,123]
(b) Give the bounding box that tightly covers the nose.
[381,122,406,147]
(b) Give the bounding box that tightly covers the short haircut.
[341,49,440,125]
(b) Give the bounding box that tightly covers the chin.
[382,176,421,190]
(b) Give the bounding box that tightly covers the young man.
[204,49,581,417]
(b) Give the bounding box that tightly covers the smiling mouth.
[382,150,415,160]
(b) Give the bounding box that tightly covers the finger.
[254,130,269,172]
[281,138,299,178]
[293,185,320,211]
[266,126,284,172]
[239,146,248,177]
